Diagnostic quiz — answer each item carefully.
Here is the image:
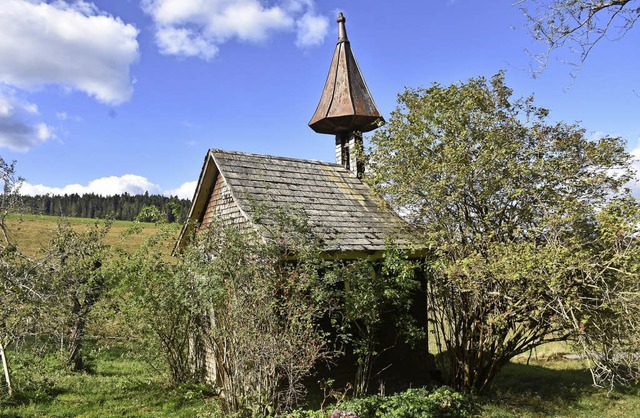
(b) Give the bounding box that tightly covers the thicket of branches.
[117,206,424,414]
[518,0,640,73]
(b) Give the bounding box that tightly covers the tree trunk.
[66,294,90,372]
[68,314,86,371]
[0,340,13,398]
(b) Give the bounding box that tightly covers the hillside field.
[4,214,177,257]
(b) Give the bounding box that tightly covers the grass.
[0,347,221,418]
[480,357,640,417]
[427,335,640,417]
[4,213,177,257]
[2,346,639,417]
[426,330,640,417]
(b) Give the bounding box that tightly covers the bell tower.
[309,13,384,177]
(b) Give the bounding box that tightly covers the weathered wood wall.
[199,172,245,231]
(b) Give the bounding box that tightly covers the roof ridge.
[209,148,342,168]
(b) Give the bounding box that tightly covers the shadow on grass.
[479,359,640,417]
[1,383,66,409]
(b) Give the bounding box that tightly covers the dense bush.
[184,215,333,415]
[290,387,474,418]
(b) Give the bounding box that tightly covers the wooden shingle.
[175,149,425,259]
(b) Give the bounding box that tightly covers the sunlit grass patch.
[0,346,220,418]
[4,213,176,257]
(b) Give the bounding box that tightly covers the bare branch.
[518,0,639,74]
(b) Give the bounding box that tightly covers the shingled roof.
[175,149,425,259]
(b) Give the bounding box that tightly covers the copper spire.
[308,13,384,135]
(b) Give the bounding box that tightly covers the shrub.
[183,210,336,415]
[289,387,474,418]
[337,387,472,418]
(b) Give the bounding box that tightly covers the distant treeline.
[20,193,192,223]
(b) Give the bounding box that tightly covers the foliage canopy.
[368,72,639,392]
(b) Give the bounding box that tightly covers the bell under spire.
[308,13,384,135]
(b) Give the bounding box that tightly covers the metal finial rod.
[337,12,348,43]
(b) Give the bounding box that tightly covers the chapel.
[175,12,432,391]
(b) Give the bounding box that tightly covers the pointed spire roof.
[309,13,384,135]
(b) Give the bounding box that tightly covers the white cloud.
[166,181,197,199]
[21,174,163,197]
[588,131,608,142]
[155,26,218,60]
[0,90,55,151]
[20,175,197,200]
[0,0,139,105]
[296,12,329,47]
[35,123,53,141]
[23,103,39,115]
[56,111,82,122]
[142,0,328,60]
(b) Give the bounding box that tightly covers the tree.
[517,0,640,72]
[0,158,23,248]
[46,220,113,371]
[0,248,36,399]
[367,72,638,392]
[552,196,640,389]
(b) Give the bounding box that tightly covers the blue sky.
[1,0,638,199]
